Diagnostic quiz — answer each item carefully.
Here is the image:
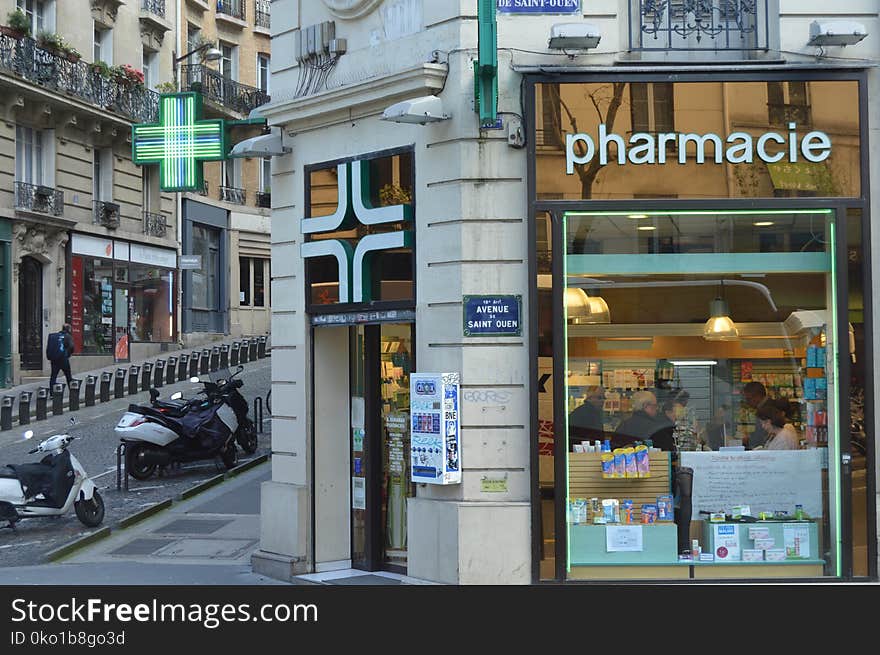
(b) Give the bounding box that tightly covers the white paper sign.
[352,477,365,510]
[605,525,644,552]
[712,523,741,561]
[783,524,811,559]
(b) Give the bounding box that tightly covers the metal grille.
[94,200,121,228]
[256,191,271,208]
[631,0,767,51]
[14,182,63,216]
[216,0,245,21]
[141,0,166,18]
[180,64,270,114]
[143,210,168,237]
[219,186,246,205]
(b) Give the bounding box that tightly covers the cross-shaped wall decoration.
[132,93,227,192]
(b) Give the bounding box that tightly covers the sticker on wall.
[410,372,461,485]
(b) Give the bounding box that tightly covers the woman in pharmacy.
[755,399,800,450]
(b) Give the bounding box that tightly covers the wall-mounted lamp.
[380,96,450,125]
[548,23,601,51]
[808,20,868,47]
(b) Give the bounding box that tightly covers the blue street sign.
[463,295,522,337]
[497,0,580,14]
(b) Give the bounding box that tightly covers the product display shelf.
[732,359,806,439]
[699,520,824,577]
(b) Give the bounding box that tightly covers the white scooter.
[0,423,104,530]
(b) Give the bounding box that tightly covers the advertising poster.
[410,372,461,484]
[70,256,84,352]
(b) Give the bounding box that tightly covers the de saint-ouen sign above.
[566,122,832,174]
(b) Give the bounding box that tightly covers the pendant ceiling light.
[703,282,739,341]
[566,287,611,324]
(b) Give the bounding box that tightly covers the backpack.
[46,332,66,361]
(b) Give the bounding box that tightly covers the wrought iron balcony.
[143,210,168,237]
[217,0,245,21]
[198,180,209,196]
[0,34,159,122]
[94,200,121,228]
[256,191,271,208]
[630,0,768,51]
[180,64,270,115]
[219,185,246,205]
[141,0,166,18]
[14,182,64,216]
[254,0,270,29]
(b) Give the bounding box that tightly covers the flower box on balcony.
[0,24,27,40]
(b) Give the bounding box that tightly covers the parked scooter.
[116,367,253,480]
[189,366,257,455]
[0,420,105,530]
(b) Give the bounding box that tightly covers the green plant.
[155,81,178,94]
[90,59,113,78]
[36,30,63,50]
[5,9,31,37]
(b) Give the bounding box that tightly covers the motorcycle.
[116,367,255,481]
[0,421,105,530]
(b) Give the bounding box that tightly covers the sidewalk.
[0,460,435,586]
[1,336,268,425]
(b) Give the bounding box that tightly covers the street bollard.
[99,372,112,403]
[69,379,82,411]
[84,376,96,406]
[210,346,220,372]
[1,396,13,431]
[18,392,31,425]
[239,340,249,364]
[200,349,210,374]
[35,388,48,421]
[114,369,126,399]
[154,360,165,388]
[249,338,258,361]
[52,384,64,416]
[219,344,229,369]
[189,352,200,378]
[167,356,178,385]
[230,342,240,367]
[257,336,267,359]
[178,354,189,381]
[141,362,153,392]
[128,366,140,395]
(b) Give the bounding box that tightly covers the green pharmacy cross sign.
[132,93,227,192]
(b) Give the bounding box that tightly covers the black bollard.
[189,352,200,378]
[114,368,126,399]
[219,344,229,369]
[257,336,267,358]
[210,346,220,372]
[200,349,210,374]
[18,392,31,425]
[239,340,249,364]
[178,354,189,381]
[35,388,48,421]
[249,338,258,361]
[1,395,13,431]
[141,362,153,392]
[154,360,165,388]
[100,372,112,403]
[69,379,82,411]
[52,383,64,416]
[84,375,96,406]
[167,356,178,385]
[230,342,240,366]
[128,366,140,395]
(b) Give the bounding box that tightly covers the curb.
[116,498,174,529]
[226,453,269,477]
[177,473,227,501]
[45,527,112,562]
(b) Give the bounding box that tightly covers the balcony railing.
[0,34,159,122]
[143,210,167,237]
[630,0,768,51]
[94,200,121,228]
[254,0,270,29]
[181,64,270,115]
[198,180,209,196]
[15,182,64,216]
[217,0,245,21]
[219,185,246,205]
[256,191,271,208]
[141,0,166,18]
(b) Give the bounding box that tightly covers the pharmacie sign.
[565,123,832,173]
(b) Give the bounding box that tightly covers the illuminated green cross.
[132,93,227,192]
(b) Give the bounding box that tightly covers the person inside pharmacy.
[568,385,607,450]
[755,398,800,450]
[742,381,771,449]
[613,391,669,449]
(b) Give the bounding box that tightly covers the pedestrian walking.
[46,323,75,391]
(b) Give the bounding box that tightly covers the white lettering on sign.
[565,122,831,174]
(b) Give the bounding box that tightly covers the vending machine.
[410,372,461,485]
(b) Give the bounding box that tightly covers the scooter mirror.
[189,376,200,383]
[23,430,34,440]
[170,391,183,400]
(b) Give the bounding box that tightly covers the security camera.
[548,23,601,50]
[808,20,868,46]
[380,96,450,125]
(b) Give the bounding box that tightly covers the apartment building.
[0,0,178,385]
[177,0,271,340]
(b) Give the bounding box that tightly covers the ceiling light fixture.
[637,225,656,231]
[753,221,775,227]
[628,214,648,219]
[668,360,718,367]
[566,287,610,324]
[703,281,739,341]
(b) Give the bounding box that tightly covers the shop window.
[239,256,251,306]
[73,255,114,355]
[129,264,173,342]
[767,82,811,127]
[253,258,265,306]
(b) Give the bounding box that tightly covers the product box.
[656,494,674,521]
[753,538,776,550]
[709,512,726,523]
[731,505,751,519]
[742,549,764,562]
[765,548,787,562]
[712,524,741,561]
[699,552,715,562]
[748,527,771,540]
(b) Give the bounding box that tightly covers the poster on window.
[70,257,84,352]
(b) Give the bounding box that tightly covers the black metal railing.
[198,180,209,196]
[94,200,121,228]
[256,191,271,208]
[14,182,64,216]
[180,64,270,114]
[141,0,166,18]
[0,33,159,122]
[254,0,270,28]
[630,0,768,51]
[219,186,246,204]
[143,210,167,237]
[217,0,245,21]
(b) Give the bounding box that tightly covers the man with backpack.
[46,324,75,391]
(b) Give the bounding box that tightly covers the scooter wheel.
[221,443,238,470]
[125,443,158,481]
[236,418,258,454]
[75,490,105,528]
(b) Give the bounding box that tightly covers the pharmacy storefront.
[528,70,875,581]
